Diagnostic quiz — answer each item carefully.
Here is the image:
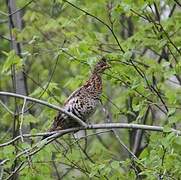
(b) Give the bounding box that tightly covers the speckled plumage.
[43,58,110,138]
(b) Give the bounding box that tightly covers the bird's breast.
[84,74,102,96]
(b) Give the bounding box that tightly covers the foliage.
[0,0,181,179]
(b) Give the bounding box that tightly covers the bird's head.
[93,57,111,74]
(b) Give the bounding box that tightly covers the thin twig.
[0,166,4,180]
[113,130,137,159]
[21,53,62,114]
[64,0,125,53]
[19,98,27,142]
[174,0,181,7]
[0,100,14,115]
[5,161,25,180]
[0,159,9,166]
[8,0,34,17]
[0,34,11,41]
[0,10,8,16]
[102,105,137,159]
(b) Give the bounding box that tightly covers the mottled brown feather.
[42,58,110,139]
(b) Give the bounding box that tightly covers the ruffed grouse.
[43,58,110,139]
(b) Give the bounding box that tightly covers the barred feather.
[42,58,110,139]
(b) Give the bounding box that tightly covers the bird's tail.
[42,127,53,140]
[42,114,64,140]
[42,133,50,140]
[41,126,60,140]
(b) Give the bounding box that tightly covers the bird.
[42,57,110,139]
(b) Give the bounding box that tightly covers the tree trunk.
[6,0,29,179]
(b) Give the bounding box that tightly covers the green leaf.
[24,114,37,124]
[168,108,176,116]
[163,125,172,133]
[175,136,181,145]
[111,161,120,169]
[139,148,149,159]
[2,50,22,74]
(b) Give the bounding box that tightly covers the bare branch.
[64,0,125,53]
[101,105,137,159]
[6,161,25,180]
[13,123,181,163]
[0,91,87,127]
[19,98,27,142]
[0,122,180,174]
[174,0,181,7]
[0,122,180,149]
[0,100,14,115]
[0,159,9,166]
[8,0,34,17]
[0,34,11,41]
[1,91,180,135]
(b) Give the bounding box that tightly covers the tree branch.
[8,0,34,17]
[0,122,180,149]
[64,0,125,53]
[0,91,87,127]
[174,0,181,7]
[0,91,180,150]
[0,122,178,168]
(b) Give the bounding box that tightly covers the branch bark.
[0,122,180,170]
[0,91,87,127]
[0,91,180,136]
[7,0,28,96]
[6,1,30,179]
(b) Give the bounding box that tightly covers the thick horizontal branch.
[0,122,180,167]
[0,91,87,127]
[0,76,180,169]
[25,123,181,159]
[51,123,181,139]
[0,123,180,148]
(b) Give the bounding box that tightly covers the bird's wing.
[64,86,84,106]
